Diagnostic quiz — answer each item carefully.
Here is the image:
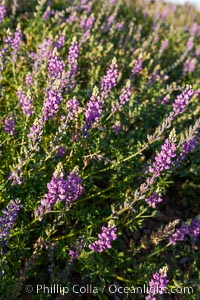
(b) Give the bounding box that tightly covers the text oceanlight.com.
[25,283,194,295]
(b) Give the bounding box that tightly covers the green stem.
[74,185,113,205]
[53,214,112,241]
[87,143,148,177]
[138,243,171,262]
[12,62,17,85]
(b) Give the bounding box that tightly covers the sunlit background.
[165,0,200,9]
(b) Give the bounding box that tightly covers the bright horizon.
[165,0,200,9]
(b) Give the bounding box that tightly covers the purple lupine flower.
[89,224,117,252]
[66,13,78,24]
[161,7,169,20]
[195,47,200,56]
[116,22,124,31]
[30,39,53,63]
[159,95,170,104]
[186,38,194,51]
[172,85,194,115]
[65,171,84,206]
[183,58,197,74]
[104,13,115,31]
[16,89,34,116]
[170,223,188,244]
[145,267,169,299]
[3,34,12,48]
[11,27,23,60]
[25,73,33,87]
[169,219,200,244]
[4,117,15,136]
[169,223,189,245]
[47,52,66,80]
[35,164,83,220]
[34,169,66,219]
[66,97,79,120]
[112,81,131,113]
[79,16,87,28]
[147,71,160,86]
[153,35,159,44]
[0,47,6,73]
[42,6,53,20]
[56,146,66,158]
[42,90,63,121]
[132,58,142,77]
[27,116,45,153]
[178,134,198,162]
[190,23,199,35]
[28,124,39,139]
[82,87,103,134]
[3,27,22,61]
[111,124,121,134]
[39,38,53,59]
[79,15,95,43]
[188,219,200,238]
[69,236,85,262]
[8,168,23,185]
[159,39,169,56]
[80,30,91,44]
[0,199,23,247]
[80,15,95,31]
[0,4,6,23]
[28,117,44,141]
[85,15,95,30]
[100,58,119,99]
[149,138,177,177]
[145,192,163,208]
[55,35,65,50]
[28,51,37,60]
[77,0,92,13]
[67,37,79,89]
[69,250,79,260]
[85,94,103,124]
[160,39,169,51]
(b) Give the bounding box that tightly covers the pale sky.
[165,0,200,9]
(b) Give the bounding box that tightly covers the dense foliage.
[0,0,200,299]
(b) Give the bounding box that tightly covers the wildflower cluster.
[145,192,163,208]
[4,116,15,136]
[35,164,83,220]
[67,37,79,88]
[42,90,63,121]
[0,199,23,247]
[112,81,131,113]
[66,97,79,120]
[169,219,200,245]
[149,138,177,177]
[0,0,200,298]
[172,85,194,115]
[132,58,143,77]
[100,57,119,98]
[16,89,34,116]
[83,87,103,132]
[89,224,117,252]
[47,52,66,80]
[177,134,198,162]
[145,267,169,299]
[0,3,6,23]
